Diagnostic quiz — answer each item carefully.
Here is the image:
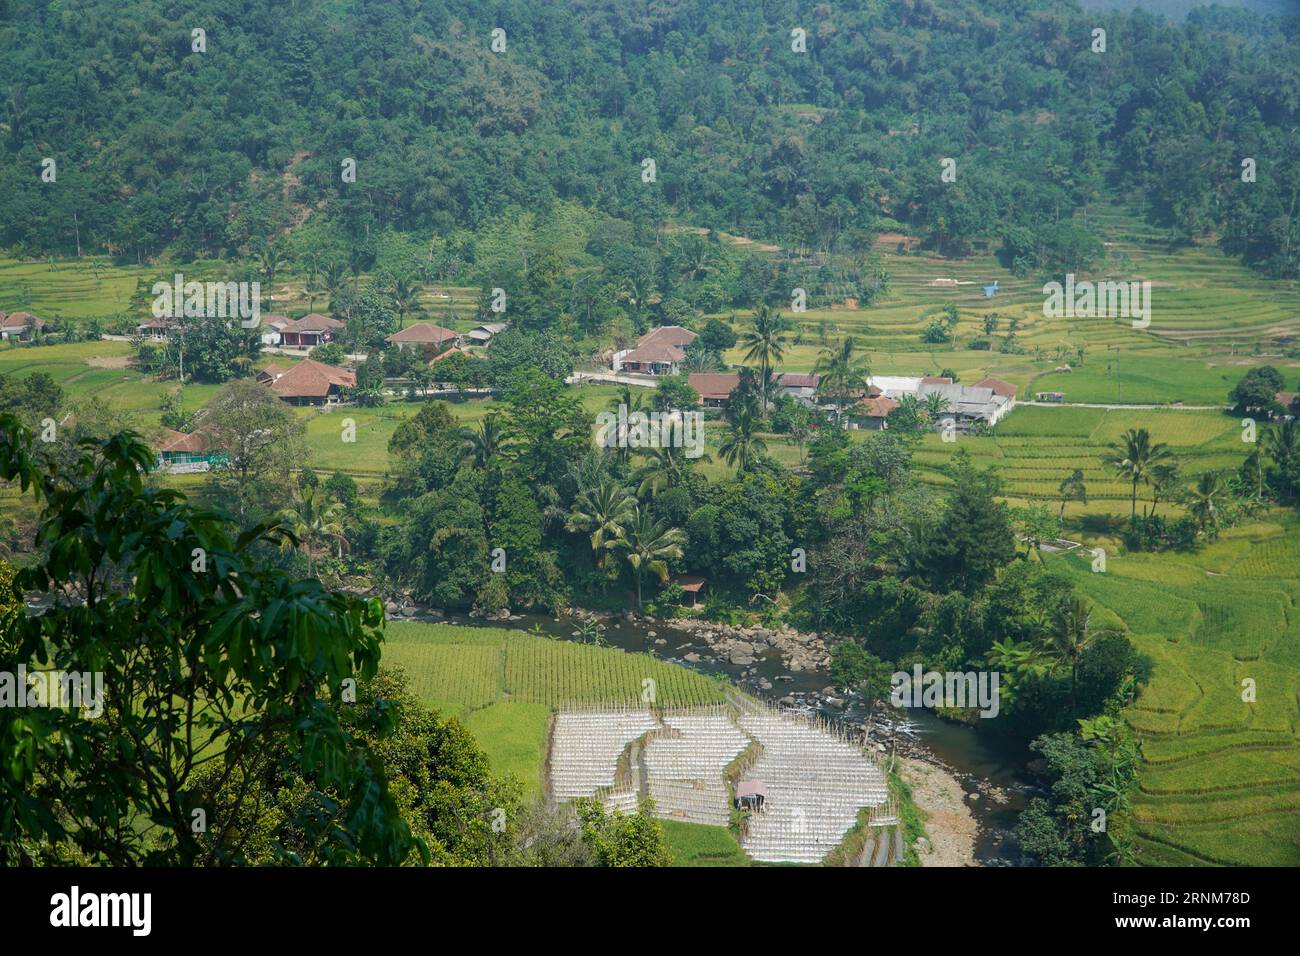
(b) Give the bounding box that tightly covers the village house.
[0,311,45,341]
[849,394,899,430]
[155,429,220,474]
[255,364,285,386]
[687,372,740,408]
[463,321,509,346]
[917,381,1014,429]
[618,341,686,375]
[278,313,344,349]
[259,314,292,346]
[135,318,172,340]
[613,326,698,375]
[776,372,820,402]
[268,358,356,405]
[386,322,461,354]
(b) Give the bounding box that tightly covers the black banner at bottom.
[0,865,1277,943]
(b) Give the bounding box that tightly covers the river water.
[426,608,1034,864]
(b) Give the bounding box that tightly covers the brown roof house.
[618,341,686,376]
[613,326,698,375]
[255,364,286,385]
[688,372,741,408]
[638,325,697,349]
[1,312,46,342]
[974,377,1017,400]
[777,372,820,401]
[386,323,461,354]
[259,314,293,346]
[279,314,344,349]
[849,395,899,430]
[156,429,221,474]
[269,358,356,405]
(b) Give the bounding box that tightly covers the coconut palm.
[1186,471,1229,536]
[462,413,508,469]
[274,485,348,577]
[391,275,421,331]
[606,385,644,465]
[255,238,288,313]
[813,336,870,425]
[609,505,686,610]
[718,402,768,471]
[1149,462,1180,517]
[630,443,711,497]
[566,479,636,579]
[1103,427,1172,519]
[1265,420,1300,501]
[920,391,951,423]
[740,304,789,410]
[1044,598,1117,711]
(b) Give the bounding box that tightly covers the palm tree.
[1186,471,1229,536]
[740,304,789,411]
[391,275,421,331]
[920,391,951,424]
[1149,462,1180,517]
[609,505,686,610]
[462,413,508,469]
[1103,427,1172,519]
[1044,598,1117,711]
[607,385,644,465]
[323,260,348,306]
[719,402,768,471]
[630,443,711,497]
[1266,420,1300,501]
[255,238,288,313]
[813,336,870,426]
[274,485,348,577]
[566,480,636,578]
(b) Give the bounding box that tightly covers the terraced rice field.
[1045,519,1300,866]
[381,622,726,714]
[910,404,1245,513]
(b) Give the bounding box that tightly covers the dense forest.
[2,0,1299,279]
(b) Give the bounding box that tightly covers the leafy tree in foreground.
[0,414,419,866]
[573,798,672,867]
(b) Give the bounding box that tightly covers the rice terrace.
[1,0,1299,915]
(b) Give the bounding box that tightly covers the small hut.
[735,780,767,813]
[672,575,707,608]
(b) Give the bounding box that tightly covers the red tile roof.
[974,377,1016,398]
[778,373,820,388]
[854,395,899,418]
[638,325,697,349]
[624,342,686,365]
[920,376,954,385]
[269,358,356,398]
[157,429,206,454]
[687,372,741,401]
[2,311,41,330]
[283,313,344,333]
[387,323,459,345]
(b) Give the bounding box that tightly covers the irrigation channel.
[413,607,1035,864]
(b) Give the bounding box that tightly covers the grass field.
[1044,518,1300,866]
[659,820,750,866]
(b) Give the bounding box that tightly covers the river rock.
[655,638,667,646]
[917,837,932,855]
[779,696,796,707]
[684,652,701,663]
